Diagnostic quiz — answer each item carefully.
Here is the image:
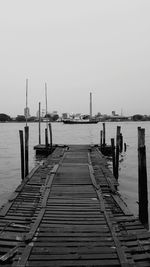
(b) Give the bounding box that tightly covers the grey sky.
[0,0,150,116]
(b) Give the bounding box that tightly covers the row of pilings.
[19,121,53,181]
[100,123,149,229]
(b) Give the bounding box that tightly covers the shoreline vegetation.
[0,113,150,122]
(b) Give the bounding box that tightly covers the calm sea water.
[0,121,150,220]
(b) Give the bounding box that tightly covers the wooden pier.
[0,145,150,266]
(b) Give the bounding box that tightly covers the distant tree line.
[0,113,12,121]
[132,114,150,121]
[0,113,59,122]
[45,114,59,121]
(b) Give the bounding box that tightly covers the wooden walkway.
[0,145,150,266]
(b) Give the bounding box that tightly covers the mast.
[39,102,41,145]
[25,78,28,126]
[45,82,48,128]
[90,92,92,119]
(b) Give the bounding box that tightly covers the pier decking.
[0,145,150,266]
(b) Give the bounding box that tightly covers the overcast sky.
[0,0,150,117]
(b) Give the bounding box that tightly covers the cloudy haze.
[0,0,150,117]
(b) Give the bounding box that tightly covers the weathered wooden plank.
[0,245,19,262]
[0,240,18,246]
[23,259,121,266]
[38,224,111,231]
[30,241,115,247]
[0,232,24,241]
[32,246,116,254]
[112,194,132,215]
[29,253,118,260]
[16,165,41,192]
[37,232,112,237]
[25,164,59,241]
[0,216,32,222]
[41,217,105,222]
[15,243,33,267]
[43,210,102,215]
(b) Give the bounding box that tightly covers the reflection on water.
[0,121,150,221]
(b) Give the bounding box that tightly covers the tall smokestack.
[90,92,92,119]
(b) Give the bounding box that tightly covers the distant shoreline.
[1,120,150,123]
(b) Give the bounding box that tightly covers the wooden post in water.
[111,138,116,178]
[138,127,141,189]
[102,123,106,147]
[44,83,49,149]
[19,130,24,180]
[45,128,48,149]
[124,143,127,152]
[24,126,29,177]
[120,133,123,153]
[115,126,121,180]
[39,102,41,145]
[100,130,103,148]
[49,123,52,151]
[138,127,149,228]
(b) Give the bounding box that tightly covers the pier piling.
[19,130,25,180]
[115,126,121,180]
[111,138,116,178]
[120,133,123,152]
[45,128,48,148]
[102,123,106,147]
[24,126,29,177]
[138,127,149,228]
[100,130,103,147]
[124,142,127,152]
[48,123,52,150]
